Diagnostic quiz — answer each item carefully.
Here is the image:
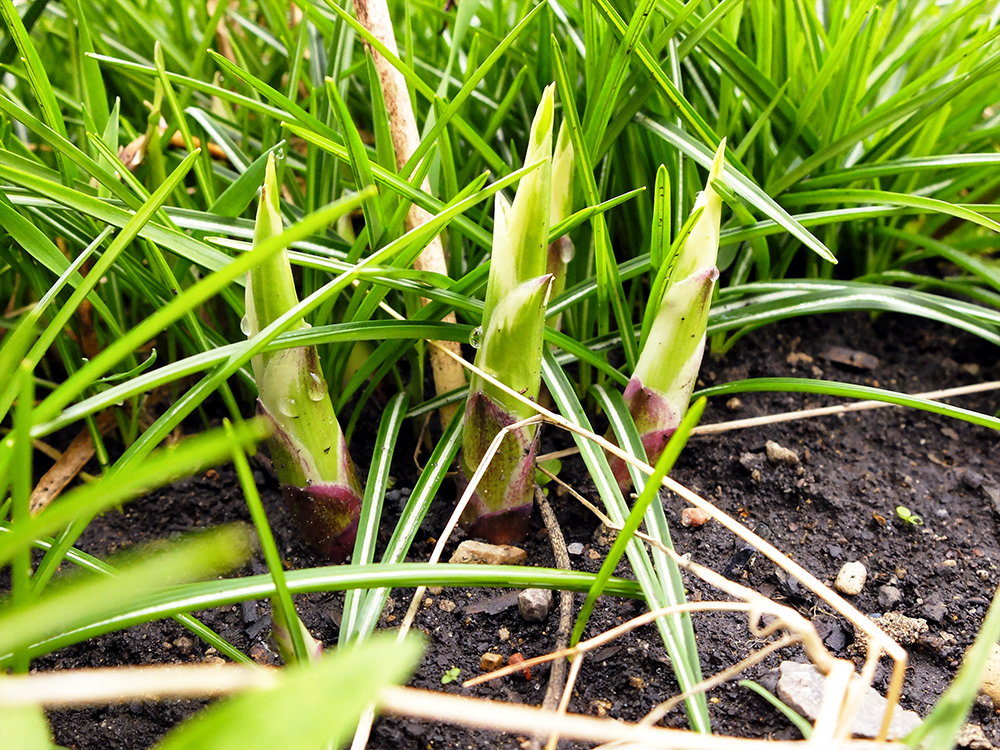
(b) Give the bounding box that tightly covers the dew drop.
[307,371,326,402]
[469,326,483,349]
[274,146,286,160]
[278,397,297,417]
[240,315,251,335]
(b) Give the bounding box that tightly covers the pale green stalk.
[547,120,576,330]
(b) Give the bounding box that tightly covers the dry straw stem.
[378,685,898,750]
[0,664,898,750]
[425,338,907,742]
[353,0,466,426]
[0,663,278,707]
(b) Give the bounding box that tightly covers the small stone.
[498,627,510,641]
[428,586,443,595]
[438,599,456,613]
[590,698,613,718]
[878,585,903,611]
[776,661,921,739]
[923,601,948,623]
[480,652,503,672]
[172,636,194,655]
[787,352,814,366]
[629,675,646,690]
[853,612,929,655]
[957,723,993,750]
[518,588,553,622]
[202,655,226,666]
[835,562,867,595]
[449,540,527,565]
[942,559,958,568]
[423,597,433,608]
[567,542,584,556]
[593,524,616,546]
[766,440,800,466]
[680,507,712,529]
[726,397,742,411]
[249,642,272,665]
[976,694,994,712]
[980,643,1000,705]
[587,548,601,560]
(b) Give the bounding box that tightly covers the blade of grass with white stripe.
[541,349,711,733]
[348,410,464,643]
[340,392,409,647]
[551,36,638,370]
[7,529,252,665]
[11,561,644,662]
[594,385,707,711]
[576,391,704,654]
[693,378,1000,432]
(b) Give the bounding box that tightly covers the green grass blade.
[341,392,410,646]
[693,377,1000,432]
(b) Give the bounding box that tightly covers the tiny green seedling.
[896,506,924,526]
[441,666,461,684]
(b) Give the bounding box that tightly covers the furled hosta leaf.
[460,85,557,543]
[247,154,362,562]
[611,141,725,486]
[461,275,553,543]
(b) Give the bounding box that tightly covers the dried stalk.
[353,0,465,426]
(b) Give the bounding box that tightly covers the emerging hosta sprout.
[611,141,726,489]
[247,154,363,562]
[460,85,556,544]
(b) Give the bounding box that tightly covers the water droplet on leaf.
[278,397,297,417]
[240,315,251,335]
[307,371,326,402]
[469,326,483,349]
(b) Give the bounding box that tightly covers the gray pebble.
[776,661,921,740]
[878,585,903,611]
[518,588,553,622]
[922,601,948,623]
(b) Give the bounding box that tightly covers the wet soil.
[35,312,1000,750]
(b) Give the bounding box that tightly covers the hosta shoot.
[610,141,726,488]
[459,85,556,544]
[246,154,363,563]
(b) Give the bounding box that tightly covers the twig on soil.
[532,485,574,750]
[462,602,751,688]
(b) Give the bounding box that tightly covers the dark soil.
[35,312,1000,750]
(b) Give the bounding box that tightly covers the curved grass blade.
[572,396,706,646]
[693,378,1000,432]
[9,563,644,662]
[638,114,837,265]
[350,410,464,640]
[541,351,711,732]
[341,392,410,646]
